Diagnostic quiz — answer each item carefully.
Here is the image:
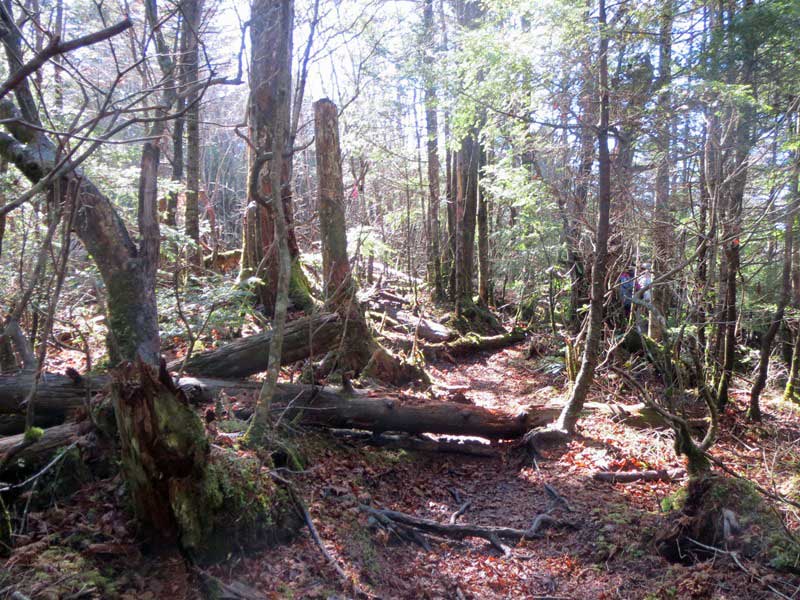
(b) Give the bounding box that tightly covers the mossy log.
[0,421,85,471]
[171,312,342,378]
[424,329,525,359]
[390,310,456,343]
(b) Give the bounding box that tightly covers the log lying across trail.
[592,468,686,483]
[424,329,526,359]
[184,378,556,439]
[0,374,561,465]
[170,312,342,378]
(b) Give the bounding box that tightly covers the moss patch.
[172,448,300,563]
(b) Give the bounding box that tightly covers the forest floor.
[5,335,800,599]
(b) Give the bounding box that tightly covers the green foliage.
[24,426,44,443]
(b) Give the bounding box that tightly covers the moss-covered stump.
[111,361,299,562]
[175,448,300,563]
[452,302,504,335]
[362,346,430,387]
[657,475,800,571]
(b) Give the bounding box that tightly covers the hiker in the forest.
[636,263,652,303]
[618,267,635,319]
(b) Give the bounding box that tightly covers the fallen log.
[171,312,342,378]
[0,370,103,414]
[329,429,496,457]
[0,422,85,470]
[0,374,559,440]
[592,469,685,483]
[274,384,548,438]
[394,310,455,343]
[425,330,525,359]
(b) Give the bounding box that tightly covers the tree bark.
[183,0,203,264]
[315,98,375,372]
[240,0,312,315]
[453,1,483,317]
[752,114,798,418]
[170,312,342,378]
[553,0,611,435]
[650,2,673,341]
[423,0,443,300]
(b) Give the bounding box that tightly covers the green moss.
[288,257,316,312]
[23,426,44,442]
[173,449,300,563]
[28,546,117,597]
[217,418,248,433]
[660,487,689,513]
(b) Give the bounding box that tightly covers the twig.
[450,500,471,525]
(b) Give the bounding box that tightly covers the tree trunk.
[477,147,490,307]
[423,0,443,300]
[453,1,483,317]
[240,0,312,315]
[752,114,798,418]
[315,98,375,372]
[553,0,611,435]
[650,2,673,341]
[183,0,203,264]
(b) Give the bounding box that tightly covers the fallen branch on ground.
[592,469,685,484]
[360,505,575,557]
[329,429,496,457]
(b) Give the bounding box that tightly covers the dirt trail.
[209,342,792,599]
[5,342,798,599]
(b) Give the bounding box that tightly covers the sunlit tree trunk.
[423,0,444,300]
[750,117,796,419]
[240,0,312,315]
[650,1,672,341]
[555,0,611,434]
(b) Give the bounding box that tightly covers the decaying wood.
[593,469,685,483]
[425,330,525,359]
[392,310,455,343]
[329,429,496,457]
[171,312,342,378]
[0,422,84,470]
[0,371,102,414]
[1,374,560,448]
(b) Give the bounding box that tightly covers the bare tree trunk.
[752,114,799,418]
[240,0,312,315]
[423,0,443,300]
[553,0,611,435]
[315,98,373,372]
[650,1,672,341]
[184,0,203,265]
[477,145,490,307]
[244,0,294,444]
[53,0,64,111]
